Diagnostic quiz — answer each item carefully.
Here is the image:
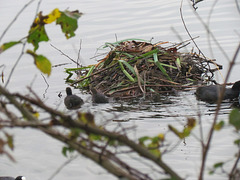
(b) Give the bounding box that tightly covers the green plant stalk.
[153,53,172,81]
[133,48,159,61]
[85,65,95,77]
[118,60,136,76]
[118,61,135,82]
[147,60,177,69]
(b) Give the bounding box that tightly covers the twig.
[199,43,240,180]
[1,86,183,180]
[206,0,218,60]
[70,62,118,86]
[180,0,207,59]
[236,0,240,15]
[0,0,35,43]
[52,62,71,68]
[77,39,82,68]
[229,148,240,179]
[48,155,78,180]
[50,44,81,66]
[41,73,49,98]
[187,0,230,62]
[34,0,43,20]
[4,42,26,87]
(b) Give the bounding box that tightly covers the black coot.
[0,176,26,180]
[195,81,240,103]
[90,87,109,104]
[64,87,84,109]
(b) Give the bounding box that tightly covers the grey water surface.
[0,0,239,180]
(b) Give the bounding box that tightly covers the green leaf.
[26,50,51,76]
[151,136,160,144]
[139,136,150,145]
[27,8,66,51]
[0,41,22,53]
[176,57,181,70]
[234,139,240,146]
[229,109,240,131]
[147,60,177,69]
[56,10,82,39]
[214,121,224,131]
[5,133,14,150]
[68,128,81,140]
[149,147,161,157]
[62,146,74,157]
[134,48,159,60]
[27,24,49,51]
[213,162,224,168]
[182,127,191,137]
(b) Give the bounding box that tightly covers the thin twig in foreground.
[4,42,26,87]
[0,0,35,43]
[48,155,78,180]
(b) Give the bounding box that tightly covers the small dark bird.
[239,93,240,104]
[64,87,84,109]
[195,81,240,103]
[0,176,26,180]
[90,87,109,104]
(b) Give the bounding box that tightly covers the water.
[0,0,239,180]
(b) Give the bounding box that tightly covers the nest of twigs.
[70,39,222,101]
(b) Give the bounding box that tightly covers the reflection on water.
[0,0,239,180]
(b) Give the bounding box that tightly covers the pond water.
[0,0,240,180]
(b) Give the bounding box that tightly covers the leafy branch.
[0,8,82,77]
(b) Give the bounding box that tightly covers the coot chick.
[0,176,26,180]
[90,87,109,104]
[195,81,240,103]
[239,92,240,104]
[64,87,84,109]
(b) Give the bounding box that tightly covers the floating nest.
[69,39,222,101]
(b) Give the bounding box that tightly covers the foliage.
[229,109,240,131]
[0,8,82,76]
[0,2,240,180]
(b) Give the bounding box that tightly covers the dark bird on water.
[0,176,26,180]
[195,81,240,103]
[64,87,84,109]
[90,87,109,104]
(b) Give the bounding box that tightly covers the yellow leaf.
[158,133,165,141]
[26,50,51,76]
[43,8,61,24]
[78,112,95,126]
[214,121,224,131]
